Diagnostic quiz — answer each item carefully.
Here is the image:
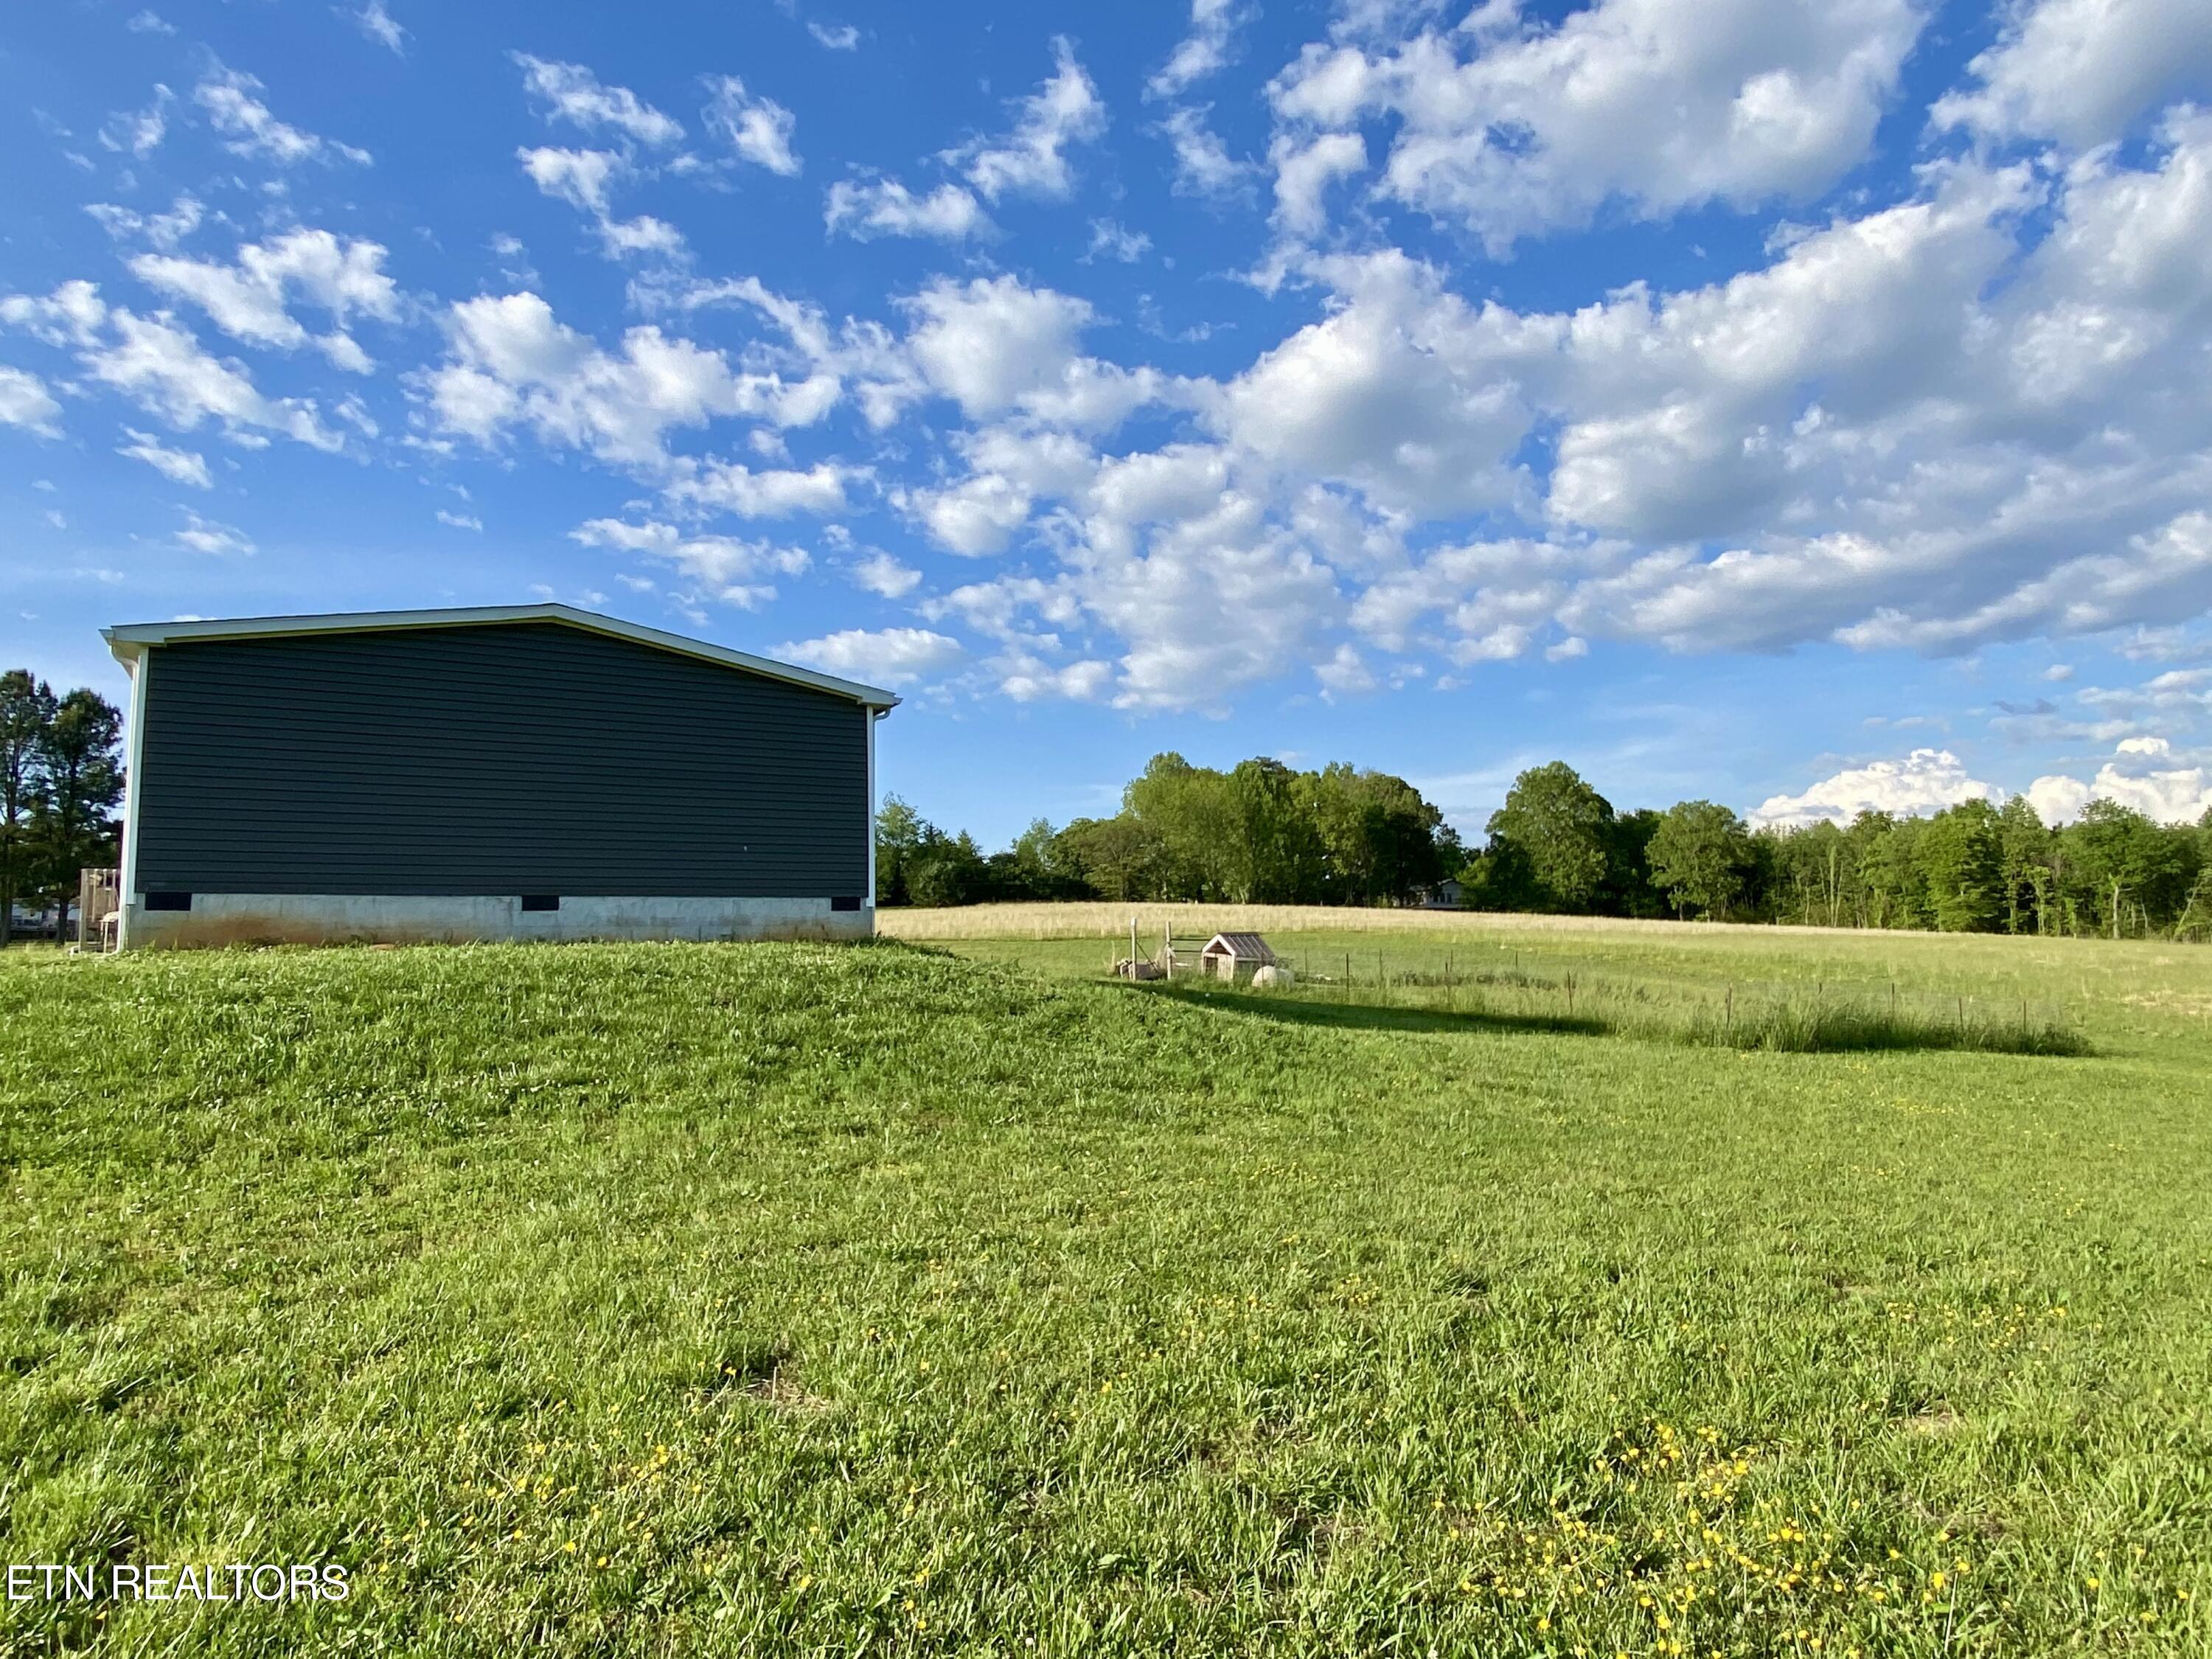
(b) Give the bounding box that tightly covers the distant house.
[1420,878,1465,910]
[1197,932,1276,984]
[102,604,897,948]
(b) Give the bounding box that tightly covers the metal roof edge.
[99,603,901,709]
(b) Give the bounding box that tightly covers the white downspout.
[866,707,883,928]
[115,646,150,950]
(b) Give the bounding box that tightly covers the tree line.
[0,672,125,944]
[877,753,1459,909]
[877,754,2212,940]
[1466,762,2211,939]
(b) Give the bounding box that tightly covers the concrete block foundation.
[118,894,873,949]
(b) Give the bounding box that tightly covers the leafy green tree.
[1053,815,1161,902]
[2062,801,2193,938]
[1646,800,1753,919]
[990,818,1096,900]
[1918,800,2004,933]
[1996,796,2054,935]
[2175,866,2212,943]
[1228,757,1326,902]
[904,832,987,908]
[1486,762,1614,912]
[1009,818,1059,891]
[1124,753,1237,900]
[0,671,55,947]
[1603,807,1666,919]
[1458,838,1535,911]
[1764,818,1857,928]
[38,693,116,939]
[1854,813,1931,930]
[1304,764,1450,904]
[874,795,928,906]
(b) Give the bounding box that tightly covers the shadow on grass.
[1114,979,1614,1039]
[1677,1004,2093,1057]
[1112,980,2093,1057]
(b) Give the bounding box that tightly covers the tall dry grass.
[880,901,1884,943]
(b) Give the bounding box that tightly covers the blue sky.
[5,0,2212,846]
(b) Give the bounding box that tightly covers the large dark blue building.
[103,605,896,947]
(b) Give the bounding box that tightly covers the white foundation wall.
[119,894,873,949]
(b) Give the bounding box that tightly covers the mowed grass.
[1,929,2208,1656]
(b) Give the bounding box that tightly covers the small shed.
[1198,932,1276,984]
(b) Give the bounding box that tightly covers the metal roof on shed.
[1200,932,1276,961]
[102,602,900,710]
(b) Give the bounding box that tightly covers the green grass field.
[2,919,2209,1655]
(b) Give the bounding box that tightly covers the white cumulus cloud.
[350,0,406,54]
[195,64,371,165]
[100,85,173,158]
[664,457,851,518]
[86,194,205,251]
[175,509,254,555]
[1932,0,2212,148]
[1150,0,1253,99]
[128,229,400,372]
[4,282,344,451]
[2028,737,2212,824]
[1750,748,1998,827]
[850,551,921,597]
[824,178,990,241]
[512,54,681,145]
[425,291,833,467]
[776,626,962,686]
[703,75,800,175]
[0,366,63,435]
[1158,105,1254,197]
[571,516,808,608]
[118,427,211,486]
[1270,0,1924,251]
[947,38,1107,202]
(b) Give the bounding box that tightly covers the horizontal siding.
[135,623,869,895]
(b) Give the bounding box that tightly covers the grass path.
[1,939,2208,1655]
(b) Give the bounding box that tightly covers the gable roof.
[1201,932,1276,961]
[102,603,900,710]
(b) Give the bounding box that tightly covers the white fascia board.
[100,603,901,711]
